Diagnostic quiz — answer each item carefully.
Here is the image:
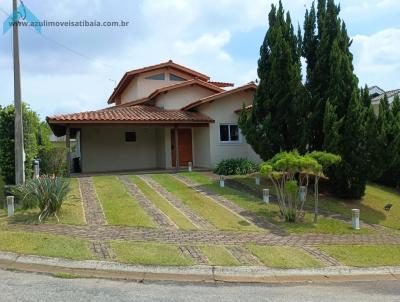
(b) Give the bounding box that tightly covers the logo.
[3,1,41,34]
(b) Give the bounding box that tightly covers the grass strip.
[247,245,324,268]
[200,245,240,266]
[129,176,197,230]
[110,241,194,266]
[0,229,93,260]
[93,176,156,227]
[319,245,400,267]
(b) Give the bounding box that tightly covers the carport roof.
[47,105,214,136]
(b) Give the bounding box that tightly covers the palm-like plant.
[12,176,70,222]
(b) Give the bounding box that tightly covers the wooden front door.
[171,129,193,167]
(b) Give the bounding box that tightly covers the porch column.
[174,125,180,172]
[66,126,71,177]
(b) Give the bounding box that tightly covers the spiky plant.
[11,176,70,222]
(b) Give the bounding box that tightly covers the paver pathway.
[89,241,115,261]
[12,224,400,246]
[179,246,209,265]
[173,174,287,236]
[139,175,215,230]
[78,177,112,259]
[78,177,106,226]
[301,246,342,266]
[118,175,176,229]
[225,246,263,266]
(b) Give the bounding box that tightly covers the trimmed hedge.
[213,158,259,175]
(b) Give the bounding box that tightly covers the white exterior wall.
[81,127,166,173]
[120,68,193,103]
[197,91,262,168]
[154,85,216,110]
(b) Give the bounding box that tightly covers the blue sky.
[0,0,399,120]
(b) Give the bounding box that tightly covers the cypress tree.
[324,91,369,198]
[376,95,400,187]
[239,1,308,160]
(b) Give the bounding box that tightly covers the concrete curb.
[0,251,399,284]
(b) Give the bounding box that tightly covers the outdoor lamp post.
[352,209,360,229]
[7,196,14,217]
[263,189,270,203]
[219,175,225,188]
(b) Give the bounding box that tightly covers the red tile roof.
[181,82,257,110]
[117,79,224,107]
[108,60,210,104]
[47,105,214,123]
[208,81,234,88]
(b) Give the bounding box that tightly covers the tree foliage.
[239,1,308,160]
[260,150,340,222]
[0,104,40,184]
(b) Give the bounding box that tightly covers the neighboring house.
[368,86,400,114]
[47,60,261,173]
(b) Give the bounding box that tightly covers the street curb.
[0,251,399,284]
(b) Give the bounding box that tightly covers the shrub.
[39,146,67,176]
[11,176,70,222]
[0,104,40,184]
[213,158,259,175]
[261,151,340,223]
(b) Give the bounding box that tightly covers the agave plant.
[11,176,70,222]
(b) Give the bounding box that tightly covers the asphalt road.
[1,269,400,302]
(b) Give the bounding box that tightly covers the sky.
[0,0,399,120]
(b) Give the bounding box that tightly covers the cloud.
[0,0,398,119]
[352,28,400,89]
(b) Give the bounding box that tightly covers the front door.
[171,129,193,167]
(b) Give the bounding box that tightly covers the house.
[47,60,262,173]
[368,86,400,114]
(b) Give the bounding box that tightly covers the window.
[169,73,186,81]
[145,73,165,80]
[125,132,136,142]
[219,124,240,143]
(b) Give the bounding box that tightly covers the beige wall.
[120,68,194,103]
[193,127,211,168]
[80,127,166,173]
[197,91,262,167]
[154,85,216,110]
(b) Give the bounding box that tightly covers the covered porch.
[47,105,214,174]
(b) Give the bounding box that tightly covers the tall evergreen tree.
[324,91,369,198]
[239,1,308,160]
[376,95,400,187]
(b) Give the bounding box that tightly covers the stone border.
[0,251,399,284]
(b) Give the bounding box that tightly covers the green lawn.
[110,241,194,266]
[52,177,85,225]
[93,176,156,227]
[0,228,93,260]
[247,245,324,268]
[232,174,400,231]
[129,176,197,230]
[320,245,400,267]
[151,174,261,232]
[200,245,240,266]
[306,184,400,230]
[181,172,371,235]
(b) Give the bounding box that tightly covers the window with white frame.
[219,124,240,143]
